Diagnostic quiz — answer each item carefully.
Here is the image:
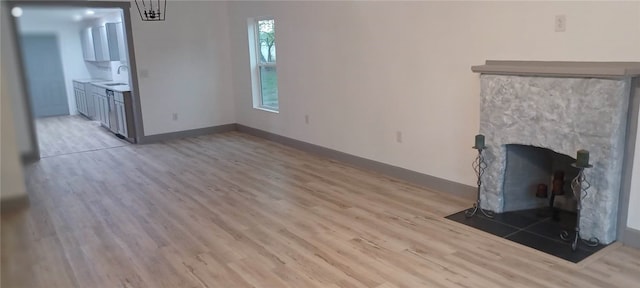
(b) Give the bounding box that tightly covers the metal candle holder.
[466,146,494,218]
[560,164,599,251]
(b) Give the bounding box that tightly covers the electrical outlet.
[396,131,402,143]
[555,15,566,32]
[305,114,310,124]
[172,113,178,121]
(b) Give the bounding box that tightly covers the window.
[248,18,278,111]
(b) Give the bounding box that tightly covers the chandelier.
[135,0,166,21]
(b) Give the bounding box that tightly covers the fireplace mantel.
[471,60,640,78]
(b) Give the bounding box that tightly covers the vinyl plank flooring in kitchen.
[36,115,129,158]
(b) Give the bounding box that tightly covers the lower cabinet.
[113,91,134,139]
[100,95,110,128]
[74,82,88,116]
[85,87,96,119]
[74,87,82,115]
[93,93,101,123]
[79,89,85,115]
[91,84,109,128]
[74,82,99,119]
[77,84,135,142]
[94,93,108,127]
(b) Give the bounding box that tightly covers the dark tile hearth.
[446,207,608,263]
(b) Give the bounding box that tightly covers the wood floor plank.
[3,129,640,287]
[36,115,129,158]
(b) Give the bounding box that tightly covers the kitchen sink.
[105,83,128,86]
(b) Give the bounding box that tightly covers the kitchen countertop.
[90,82,131,92]
[73,78,109,84]
[73,78,131,92]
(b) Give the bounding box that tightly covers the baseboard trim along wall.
[623,227,640,249]
[0,194,29,214]
[138,123,237,144]
[236,124,476,200]
[20,150,40,164]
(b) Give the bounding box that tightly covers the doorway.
[10,2,145,160]
[21,34,69,118]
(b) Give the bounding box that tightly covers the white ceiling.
[18,7,122,24]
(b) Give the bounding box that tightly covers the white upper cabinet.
[80,28,96,61]
[92,26,110,61]
[116,23,127,62]
[82,23,126,62]
[106,23,127,62]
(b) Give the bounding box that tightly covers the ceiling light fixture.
[135,0,166,21]
[73,15,83,21]
[85,10,95,16]
[11,7,23,17]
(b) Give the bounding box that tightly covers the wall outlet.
[555,15,566,32]
[172,113,178,121]
[396,131,403,143]
[305,114,310,124]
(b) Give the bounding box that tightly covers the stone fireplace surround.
[472,61,640,244]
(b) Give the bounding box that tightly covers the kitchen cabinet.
[73,81,88,116]
[80,28,96,61]
[103,95,110,128]
[78,88,86,115]
[85,84,96,119]
[74,87,82,115]
[92,26,109,61]
[91,84,109,127]
[74,85,81,114]
[91,85,100,121]
[98,97,105,124]
[113,92,128,137]
[94,92,102,123]
[106,23,127,62]
[81,23,126,62]
[99,94,110,128]
[73,82,136,142]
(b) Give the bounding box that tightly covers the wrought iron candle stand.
[466,146,494,218]
[560,164,600,251]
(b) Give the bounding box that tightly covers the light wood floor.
[2,132,640,288]
[36,115,129,158]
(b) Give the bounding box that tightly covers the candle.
[475,134,485,148]
[576,149,590,167]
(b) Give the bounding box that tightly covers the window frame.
[248,16,278,113]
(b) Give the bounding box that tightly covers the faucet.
[117,65,129,74]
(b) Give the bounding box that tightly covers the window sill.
[254,106,279,114]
